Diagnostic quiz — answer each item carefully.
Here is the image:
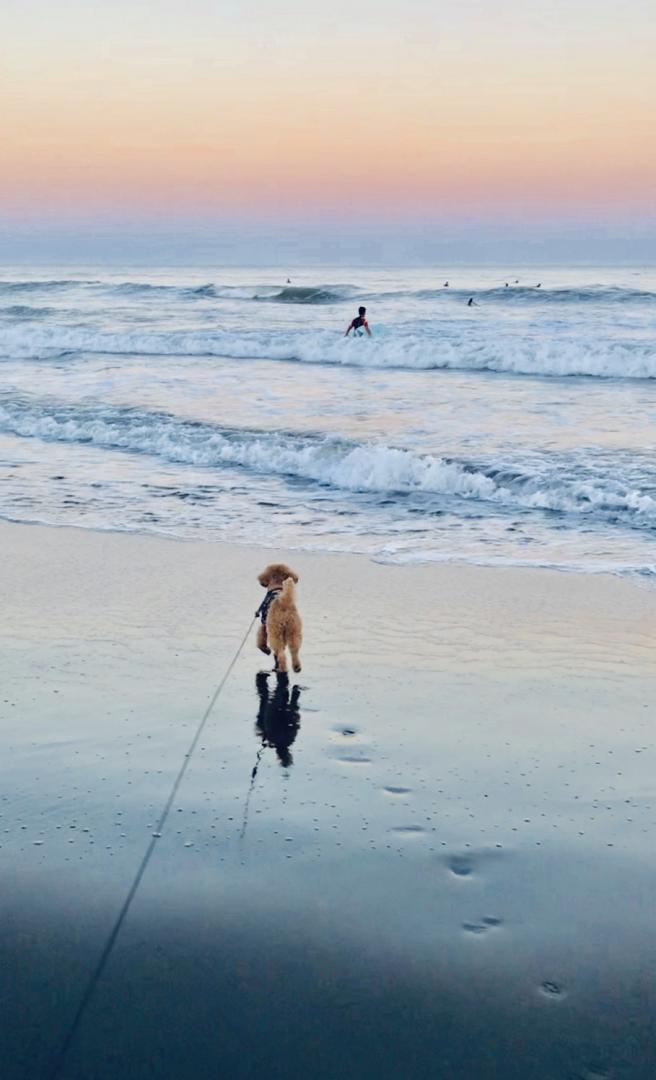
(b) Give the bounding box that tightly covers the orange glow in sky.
[1,0,655,227]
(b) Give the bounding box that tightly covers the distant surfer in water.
[345,306,372,338]
[467,297,477,307]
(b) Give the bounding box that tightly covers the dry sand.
[1,521,654,1079]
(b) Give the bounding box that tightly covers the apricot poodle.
[256,563,302,674]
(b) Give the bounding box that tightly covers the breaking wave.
[1,398,654,527]
[2,323,655,379]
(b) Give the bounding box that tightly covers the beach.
[2,520,654,1079]
[5,0,656,1071]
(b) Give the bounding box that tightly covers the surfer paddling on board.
[345,306,372,338]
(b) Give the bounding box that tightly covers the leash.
[48,615,256,1080]
[238,744,264,846]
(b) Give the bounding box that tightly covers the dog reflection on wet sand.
[255,672,301,768]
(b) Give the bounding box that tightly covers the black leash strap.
[48,616,256,1079]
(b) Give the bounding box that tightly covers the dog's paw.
[258,645,271,655]
[293,663,302,673]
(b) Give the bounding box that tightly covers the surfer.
[345,306,372,338]
[467,297,477,307]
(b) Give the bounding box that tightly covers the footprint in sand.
[444,847,507,879]
[329,728,373,765]
[447,854,474,877]
[389,825,426,839]
[462,916,503,935]
[331,724,359,738]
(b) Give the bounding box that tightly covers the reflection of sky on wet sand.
[1,526,654,1078]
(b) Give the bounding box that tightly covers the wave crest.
[0,398,653,526]
[0,278,359,304]
[2,324,655,379]
[211,283,359,303]
[0,279,100,292]
[409,284,656,304]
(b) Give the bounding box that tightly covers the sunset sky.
[2,0,655,262]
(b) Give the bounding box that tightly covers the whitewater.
[0,264,654,574]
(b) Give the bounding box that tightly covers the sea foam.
[1,324,655,379]
[0,399,653,526]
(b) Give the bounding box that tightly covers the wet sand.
[1,521,655,1079]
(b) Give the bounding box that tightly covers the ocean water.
[1,265,655,575]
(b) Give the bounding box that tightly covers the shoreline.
[1,510,655,584]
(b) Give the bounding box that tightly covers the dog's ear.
[258,567,271,587]
[289,570,299,583]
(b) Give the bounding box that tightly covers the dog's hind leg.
[256,623,271,655]
[290,646,301,674]
[274,649,287,673]
[268,624,287,673]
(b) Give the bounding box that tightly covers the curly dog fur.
[257,563,302,674]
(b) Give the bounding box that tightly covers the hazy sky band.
[1,0,655,258]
